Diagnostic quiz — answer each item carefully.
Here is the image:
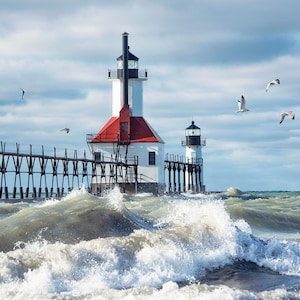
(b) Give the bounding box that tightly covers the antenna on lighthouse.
[122,32,129,106]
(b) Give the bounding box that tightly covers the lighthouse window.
[148,152,156,165]
[94,152,101,163]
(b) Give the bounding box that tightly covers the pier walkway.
[0,142,204,200]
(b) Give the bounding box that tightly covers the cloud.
[0,1,299,191]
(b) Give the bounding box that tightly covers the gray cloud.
[0,1,299,191]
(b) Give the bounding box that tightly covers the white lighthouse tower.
[185,121,206,192]
[87,32,165,194]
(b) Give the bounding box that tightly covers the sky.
[0,0,300,191]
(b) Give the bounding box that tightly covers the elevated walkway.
[0,142,204,201]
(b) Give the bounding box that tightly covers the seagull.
[265,79,280,92]
[20,88,25,99]
[60,128,70,133]
[279,111,295,124]
[236,95,249,112]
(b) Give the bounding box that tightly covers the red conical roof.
[92,116,164,143]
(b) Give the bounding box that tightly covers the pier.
[0,142,95,200]
[165,154,204,194]
[0,141,204,200]
[0,141,141,200]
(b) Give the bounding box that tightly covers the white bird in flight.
[60,128,70,133]
[279,111,295,124]
[236,95,249,112]
[265,79,280,92]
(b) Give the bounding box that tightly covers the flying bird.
[265,79,280,92]
[60,128,70,133]
[20,88,25,99]
[279,111,295,124]
[236,95,249,112]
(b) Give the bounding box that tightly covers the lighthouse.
[87,33,165,194]
[184,121,206,192]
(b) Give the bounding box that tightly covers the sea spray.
[106,185,125,211]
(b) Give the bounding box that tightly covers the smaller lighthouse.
[184,121,206,192]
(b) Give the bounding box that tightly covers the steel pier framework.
[0,142,204,200]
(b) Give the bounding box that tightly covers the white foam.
[106,185,125,211]
[0,192,299,298]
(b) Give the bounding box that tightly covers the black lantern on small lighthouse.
[185,121,201,147]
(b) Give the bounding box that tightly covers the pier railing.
[164,153,205,193]
[0,142,95,200]
[0,141,205,200]
[0,141,140,200]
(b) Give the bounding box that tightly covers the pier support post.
[5,186,8,199]
[45,187,49,198]
[20,187,24,199]
[13,187,17,198]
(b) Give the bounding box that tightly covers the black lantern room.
[117,50,139,79]
[185,121,201,146]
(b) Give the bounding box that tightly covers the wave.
[0,188,299,298]
[225,192,300,240]
[0,187,154,252]
[202,260,300,293]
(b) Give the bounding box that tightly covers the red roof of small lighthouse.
[91,115,164,143]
